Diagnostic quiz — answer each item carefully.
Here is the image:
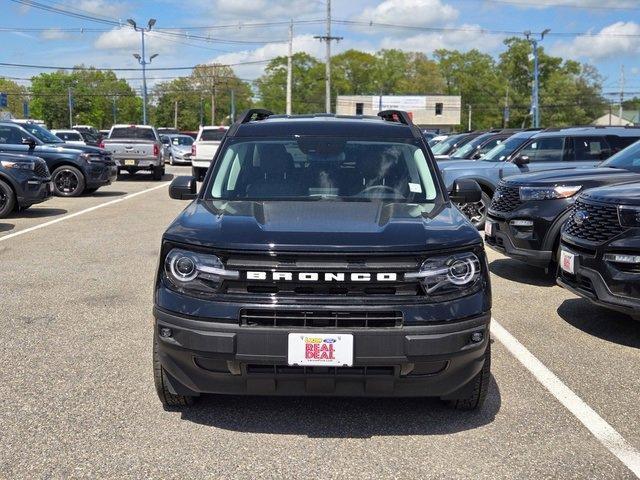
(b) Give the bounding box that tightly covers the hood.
[0,152,42,163]
[438,159,494,171]
[504,167,640,189]
[172,145,192,154]
[41,143,107,155]
[582,182,640,207]
[164,200,481,252]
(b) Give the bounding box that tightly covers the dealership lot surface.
[1,165,639,479]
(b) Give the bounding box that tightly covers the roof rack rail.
[377,110,413,125]
[238,108,274,123]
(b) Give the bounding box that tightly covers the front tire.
[52,165,85,197]
[152,165,163,181]
[457,191,491,230]
[447,341,491,411]
[0,179,16,218]
[153,336,196,408]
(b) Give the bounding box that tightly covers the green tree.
[0,78,29,118]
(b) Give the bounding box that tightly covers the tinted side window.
[519,137,565,162]
[573,136,611,161]
[0,126,23,144]
[478,137,503,155]
[606,135,640,153]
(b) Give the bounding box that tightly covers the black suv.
[153,110,492,410]
[557,182,640,320]
[0,121,117,196]
[0,152,52,217]
[486,140,640,269]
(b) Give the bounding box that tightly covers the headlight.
[1,160,34,170]
[618,206,640,228]
[164,248,238,296]
[405,252,482,298]
[519,185,582,201]
[80,153,101,163]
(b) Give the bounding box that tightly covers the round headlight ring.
[170,255,198,282]
[447,257,477,285]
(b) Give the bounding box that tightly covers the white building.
[336,95,461,131]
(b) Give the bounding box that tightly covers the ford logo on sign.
[323,338,336,344]
[574,210,589,225]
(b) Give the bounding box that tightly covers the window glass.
[171,136,193,146]
[435,103,443,115]
[200,129,227,141]
[60,132,82,141]
[478,137,502,155]
[110,127,156,140]
[518,136,565,162]
[573,137,611,161]
[600,140,640,172]
[20,123,62,143]
[209,138,439,203]
[0,126,23,144]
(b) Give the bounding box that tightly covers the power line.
[0,59,275,71]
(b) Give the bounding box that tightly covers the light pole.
[525,29,549,128]
[128,18,158,125]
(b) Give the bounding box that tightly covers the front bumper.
[557,241,640,318]
[17,176,53,207]
[485,215,552,267]
[86,163,118,188]
[154,306,491,397]
[191,159,211,169]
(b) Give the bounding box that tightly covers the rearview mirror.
[169,176,197,200]
[450,179,482,204]
[513,155,530,166]
[21,137,36,149]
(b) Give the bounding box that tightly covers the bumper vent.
[489,184,521,213]
[34,159,49,178]
[563,198,627,244]
[240,309,403,328]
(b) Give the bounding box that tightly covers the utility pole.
[209,65,218,125]
[67,87,73,128]
[128,18,158,125]
[525,29,549,128]
[314,0,342,113]
[230,89,236,123]
[112,97,117,124]
[503,84,509,128]
[286,19,293,115]
[619,64,625,125]
[199,97,204,126]
[467,104,472,131]
[174,100,178,129]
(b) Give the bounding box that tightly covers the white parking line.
[0,182,171,243]
[492,319,640,478]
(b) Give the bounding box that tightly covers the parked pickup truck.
[191,125,228,181]
[101,124,165,180]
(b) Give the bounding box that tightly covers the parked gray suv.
[439,126,640,228]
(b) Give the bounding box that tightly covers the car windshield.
[600,140,640,172]
[431,134,465,155]
[208,138,439,203]
[171,136,193,146]
[110,127,156,140]
[451,133,493,158]
[482,135,529,162]
[21,123,63,144]
[57,132,82,141]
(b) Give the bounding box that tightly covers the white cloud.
[551,21,640,61]
[94,28,177,55]
[500,0,637,8]
[74,0,128,18]
[41,29,71,40]
[380,24,502,54]
[196,0,321,20]
[356,0,458,27]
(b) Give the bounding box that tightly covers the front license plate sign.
[124,159,136,166]
[560,250,575,274]
[288,333,353,367]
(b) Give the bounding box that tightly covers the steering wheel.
[359,185,403,197]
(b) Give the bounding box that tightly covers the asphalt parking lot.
[1,165,639,479]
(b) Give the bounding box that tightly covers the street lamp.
[129,18,158,125]
[525,28,550,128]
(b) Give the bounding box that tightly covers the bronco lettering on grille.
[246,272,398,282]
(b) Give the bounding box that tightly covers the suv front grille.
[240,309,403,328]
[34,159,49,178]
[563,198,626,243]
[489,184,521,213]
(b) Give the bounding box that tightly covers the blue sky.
[3,0,640,101]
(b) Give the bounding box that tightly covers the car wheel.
[457,191,490,230]
[52,165,85,197]
[152,165,163,181]
[0,179,16,218]
[447,341,491,411]
[153,336,196,409]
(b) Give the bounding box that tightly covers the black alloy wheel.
[0,179,16,218]
[52,166,85,197]
[456,191,491,230]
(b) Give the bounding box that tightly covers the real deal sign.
[287,333,354,367]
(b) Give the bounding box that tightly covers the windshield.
[57,132,82,141]
[171,136,193,146]
[482,135,529,162]
[208,138,439,203]
[451,133,493,158]
[21,123,63,144]
[431,134,465,155]
[110,127,156,140]
[201,129,227,141]
[600,140,640,172]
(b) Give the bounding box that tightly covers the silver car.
[161,134,194,165]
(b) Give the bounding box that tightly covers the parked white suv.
[191,125,228,181]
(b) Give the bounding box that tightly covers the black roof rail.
[377,110,413,125]
[238,108,273,123]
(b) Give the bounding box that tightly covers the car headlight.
[519,185,582,201]
[1,160,34,170]
[405,252,482,298]
[618,206,640,228]
[164,248,239,296]
[80,153,102,163]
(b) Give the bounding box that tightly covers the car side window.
[518,136,565,162]
[572,136,611,161]
[478,138,502,155]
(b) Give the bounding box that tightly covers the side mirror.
[450,179,482,204]
[22,137,36,149]
[169,176,197,200]
[513,155,530,166]
[472,152,483,160]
